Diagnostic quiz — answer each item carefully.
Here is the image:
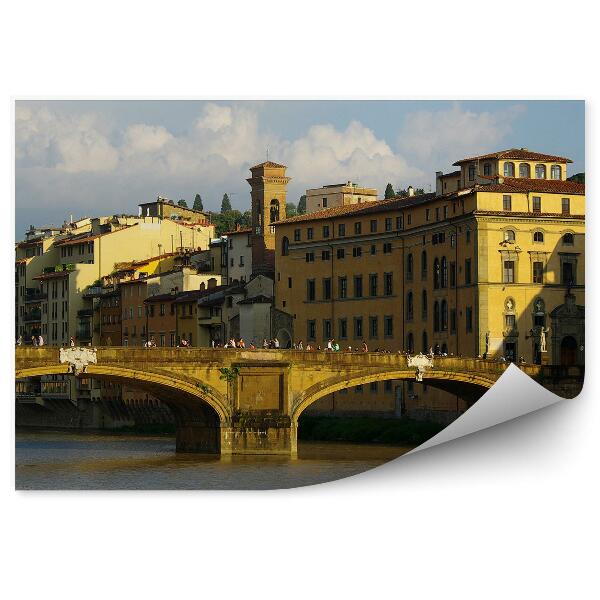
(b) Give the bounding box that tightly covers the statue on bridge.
[407,352,434,382]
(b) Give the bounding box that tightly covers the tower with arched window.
[246,161,291,277]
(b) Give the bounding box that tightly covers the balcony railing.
[24,291,47,303]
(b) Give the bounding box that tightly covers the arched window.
[421,250,427,278]
[563,232,574,245]
[533,231,544,243]
[406,291,414,320]
[551,165,562,180]
[422,331,428,354]
[519,163,531,178]
[269,199,280,223]
[433,258,440,289]
[406,332,414,353]
[483,163,492,176]
[406,253,413,280]
[441,300,448,331]
[504,162,515,177]
[281,236,289,256]
[535,164,546,179]
[504,230,516,242]
[441,256,448,288]
[421,290,428,319]
[433,301,440,332]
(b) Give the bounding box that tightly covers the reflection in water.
[15,431,413,490]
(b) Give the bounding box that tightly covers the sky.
[14,100,584,237]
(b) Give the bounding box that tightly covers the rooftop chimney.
[407,185,415,197]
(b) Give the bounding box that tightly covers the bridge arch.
[15,364,229,422]
[291,367,499,424]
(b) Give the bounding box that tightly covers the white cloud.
[16,105,119,173]
[398,103,526,171]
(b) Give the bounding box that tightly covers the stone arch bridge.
[16,347,571,455]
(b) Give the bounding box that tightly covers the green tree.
[568,172,585,184]
[286,202,297,218]
[221,193,232,213]
[177,199,188,208]
[297,195,307,215]
[193,193,204,211]
[384,183,395,199]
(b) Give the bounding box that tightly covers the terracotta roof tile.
[453,148,572,165]
[477,177,585,195]
[274,193,437,225]
[250,160,287,170]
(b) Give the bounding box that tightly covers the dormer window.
[468,165,476,181]
[483,163,492,176]
[535,164,547,179]
[551,165,562,180]
[503,162,515,177]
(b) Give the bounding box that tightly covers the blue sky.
[15,100,584,236]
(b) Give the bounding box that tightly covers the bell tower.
[246,161,290,277]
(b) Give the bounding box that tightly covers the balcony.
[24,290,47,303]
[23,309,41,323]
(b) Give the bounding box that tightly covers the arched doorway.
[560,336,577,366]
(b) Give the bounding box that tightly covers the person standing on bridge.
[361,341,368,352]
[31,336,38,346]
[16,335,22,346]
[273,337,280,349]
[70,336,75,347]
[38,335,44,346]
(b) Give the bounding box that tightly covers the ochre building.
[274,148,585,421]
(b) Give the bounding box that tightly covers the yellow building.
[305,181,378,214]
[274,148,585,421]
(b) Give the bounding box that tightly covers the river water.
[15,430,412,490]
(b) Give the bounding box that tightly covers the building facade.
[274,148,585,420]
[305,181,378,214]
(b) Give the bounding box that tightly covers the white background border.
[1,2,597,599]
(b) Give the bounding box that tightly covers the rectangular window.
[323,319,332,339]
[337,248,345,259]
[466,307,473,332]
[468,165,475,181]
[352,246,362,258]
[383,242,392,254]
[369,316,378,338]
[369,273,378,297]
[323,225,330,238]
[384,316,393,337]
[562,261,575,285]
[396,216,403,230]
[323,278,332,300]
[339,318,348,339]
[465,258,472,285]
[354,222,362,235]
[505,314,516,329]
[443,205,448,219]
[322,198,328,208]
[533,196,542,213]
[339,276,347,299]
[450,262,456,287]
[562,197,570,215]
[450,309,457,333]
[354,275,363,298]
[384,217,392,232]
[426,208,431,221]
[503,260,515,283]
[307,279,316,302]
[370,382,378,393]
[370,219,377,233]
[503,195,512,211]
[288,277,292,289]
[533,261,544,284]
[354,317,363,339]
[384,272,393,296]
[159,303,165,316]
[338,224,346,237]
[294,228,301,241]
[435,207,440,221]
[307,227,313,240]
[305,252,315,262]
[370,244,376,255]
[307,320,316,341]
[321,250,330,261]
